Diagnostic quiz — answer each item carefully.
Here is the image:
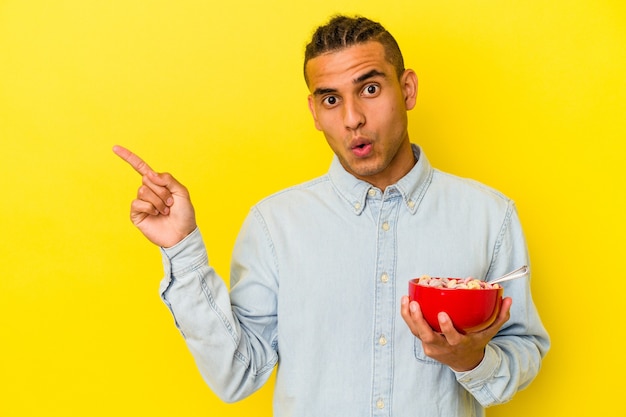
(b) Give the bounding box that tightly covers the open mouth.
[351,142,373,157]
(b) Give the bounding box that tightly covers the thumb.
[486,297,513,336]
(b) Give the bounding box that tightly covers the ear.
[401,69,418,111]
[307,95,323,131]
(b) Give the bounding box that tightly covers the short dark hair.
[304,15,405,85]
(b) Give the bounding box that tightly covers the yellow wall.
[1,1,624,416]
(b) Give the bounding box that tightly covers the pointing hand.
[113,145,197,248]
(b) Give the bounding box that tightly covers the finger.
[129,199,158,225]
[494,297,513,327]
[400,296,420,336]
[112,145,155,176]
[146,170,190,198]
[480,297,513,338]
[401,297,436,339]
[137,183,170,216]
[437,312,462,342]
[142,173,174,206]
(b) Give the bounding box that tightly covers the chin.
[351,163,386,179]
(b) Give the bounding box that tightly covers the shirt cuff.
[454,343,500,388]
[160,227,208,276]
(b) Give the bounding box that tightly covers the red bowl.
[408,278,503,334]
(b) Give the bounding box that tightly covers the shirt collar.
[328,144,433,215]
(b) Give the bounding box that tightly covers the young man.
[114,15,549,417]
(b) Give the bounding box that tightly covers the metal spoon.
[489,265,529,285]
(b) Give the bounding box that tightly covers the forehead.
[305,41,392,92]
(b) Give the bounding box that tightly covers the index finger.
[112,145,154,176]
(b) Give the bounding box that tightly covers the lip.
[350,138,373,158]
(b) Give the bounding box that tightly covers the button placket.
[372,193,399,417]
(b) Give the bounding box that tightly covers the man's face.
[306,41,418,189]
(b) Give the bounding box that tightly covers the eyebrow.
[312,69,387,96]
[355,69,387,84]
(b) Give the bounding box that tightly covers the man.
[114,15,549,417]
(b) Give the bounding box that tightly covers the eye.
[322,95,339,107]
[362,83,380,97]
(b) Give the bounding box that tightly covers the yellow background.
[1,0,624,416]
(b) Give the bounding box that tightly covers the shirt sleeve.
[159,216,279,402]
[453,202,551,407]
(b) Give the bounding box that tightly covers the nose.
[343,98,365,130]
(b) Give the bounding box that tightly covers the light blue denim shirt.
[159,145,549,417]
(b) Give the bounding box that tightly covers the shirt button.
[408,200,416,208]
[382,221,390,231]
[378,335,387,346]
[380,273,389,283]
[354,202,361,210]
[368,189,377,197]
[376,398,385,409]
